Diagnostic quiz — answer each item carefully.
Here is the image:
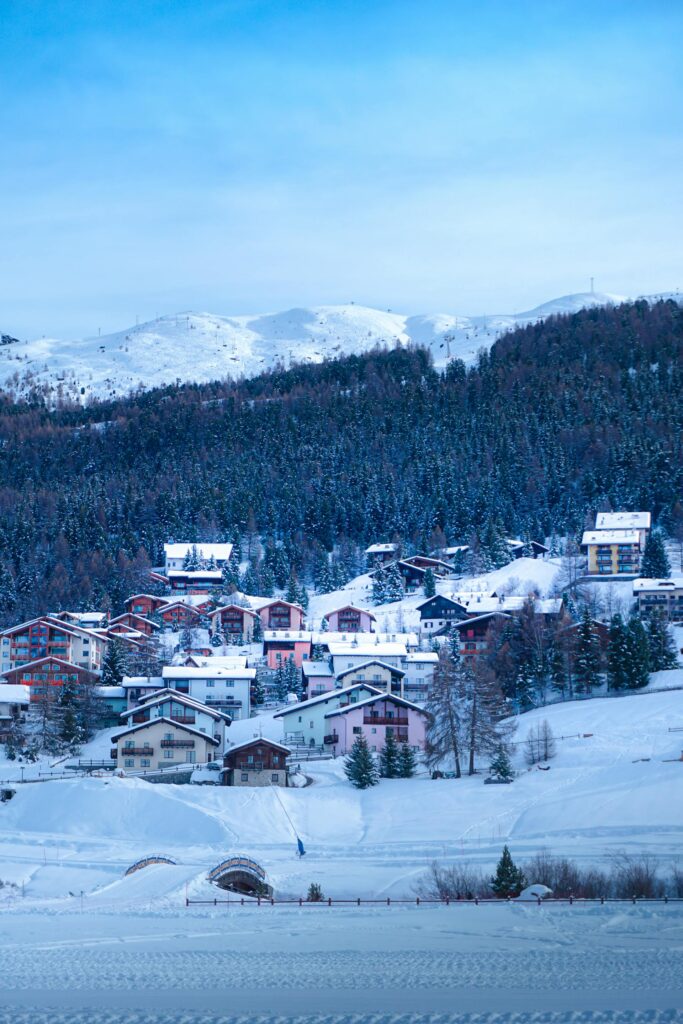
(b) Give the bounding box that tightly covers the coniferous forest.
[0,299,681,624]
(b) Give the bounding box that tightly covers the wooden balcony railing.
[362,716,409,726]
[121,746,154,756]
[160,739,195,748]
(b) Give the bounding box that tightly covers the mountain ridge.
[2,289,676,401]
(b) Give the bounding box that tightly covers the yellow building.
[581,529,642,576]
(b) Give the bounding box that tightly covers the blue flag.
[297,837,306,857]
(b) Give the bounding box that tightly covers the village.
[0,510,680,791]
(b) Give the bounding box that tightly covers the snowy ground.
[1,689,682,1020]
[0,901,682,1021]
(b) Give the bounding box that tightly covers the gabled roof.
[0,616,104,641]
[121,689,231,722]
[335,659,405,680]
[446,611,511,629]
[1,656,98,679]
[273,683,383,718]
[167,570,223,580]
[112,717,221,744]
[415,594,468,613]
[162,666,256,680]
[259,599,305,613]
[365,542,398,554]
[324,691,429,718]
[211,603,257,618]
[110,612,160,629]
[157,600,203,613]
[223,737,291,757]
[325,605,377,620]
[328,642,407,657]
[0,684,31,705]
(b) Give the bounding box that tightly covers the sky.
[1,0,682,338]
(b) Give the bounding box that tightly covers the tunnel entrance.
[208,856,272,898]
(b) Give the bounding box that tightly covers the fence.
[186,895,683,908]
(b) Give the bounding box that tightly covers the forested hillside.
[0,299,681,622]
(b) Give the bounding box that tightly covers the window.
[271,773,279,782]
[207,680,214,687]
[164,732,173,740]
[371,727,376,734]
[124,758,134,767]
[352,726,361,734]
[164,750,173,759]
[241,772,249,781]
[141,759,150,767]
[309,721,313,728]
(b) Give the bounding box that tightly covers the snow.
[1,689,683,1018]
[0,290,650,401]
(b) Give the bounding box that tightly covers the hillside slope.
[0,291,626,400]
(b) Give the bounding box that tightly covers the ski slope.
[0,290,632,400]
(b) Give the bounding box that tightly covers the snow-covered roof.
[404,652,439,663]
[301,660,334,677]
[365,543,397,554]
[328,642,408,657]
[112,717,222,744]
[415,594,467,612]
[164,543,233,561]
[211,603,257,617]
[162,665,256,680]
[181,655,248,668]
[633,577,683,592]
[273,683,382,717]
[94,685,126,697]
[595,512,651,531]
[223,737,291,757]
[263,630,312,642]
[324,691,429,718]
[582,529,641,545]
[121,676,164,688]
[167,569,223,580]
[326,605,377,620]
[1,656,98,678]
[443,545,469,556]
[122,689,231,721]
[336,659,405,679]
[0,683,31,705]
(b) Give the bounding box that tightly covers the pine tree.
[625,614,650,688]
[344,734,379,789]
[488,744,514,782]
[252,614,263,643]
[283,656,302,699]
[251,668,266,707]
[548,640,567,699]
[274,661,289,701]
[379,732,400,778]
[423,568,436,598]
[397,742,418,778]
[384,563,404,602]
[101,637,129,687]
[424,646,467,777]
[640,530,671,579]
[607,613,630,690]
[646,612,678,671]
[515,662,536,711]
[490,845,525,897]
[574,607,601,693]
[183,545,201,571]
[58,682,84,752]
[372,566,387,605]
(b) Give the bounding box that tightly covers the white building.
[161,664,255,720]
[402,651,438,701]
[163,542,233,573]
[327,641,409,677]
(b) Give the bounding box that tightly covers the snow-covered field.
[1,684,682,1019]
[0,291,634,400]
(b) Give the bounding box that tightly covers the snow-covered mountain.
[0,290,642,401]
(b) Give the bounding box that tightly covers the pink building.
[324,692,429,756]
[258,600,305,631]
[263,633,312,669]
[324,606,376,633]
[302,660,335,699]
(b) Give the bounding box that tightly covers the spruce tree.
[372,567,387,605]
[625,614,650,688]
[274,661,288,701]
[58,682,83,752]
[251,669,266,707]
[640,530,671,579]
[515,662,536,711]
[423,568,436,598]
[384,563,404,602]
[491,845,525,897]
[488,744,514,783]
[646,612,678,671]
[344,734,379,789]
[397,742,418,778]
[574,607,601,693]
[607,613,629,690]
[379,732,400,778]
[252,614,263,643]
[101,637,129,687]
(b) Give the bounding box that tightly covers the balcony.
[170,715,196,724]
[324,734,339,745]
[160,739,195,748]
[121,746,154,756]
[363,716,409,726]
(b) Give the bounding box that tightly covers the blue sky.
[1,0,682,337]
